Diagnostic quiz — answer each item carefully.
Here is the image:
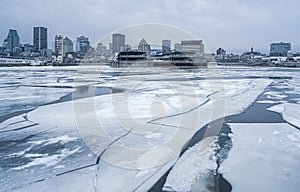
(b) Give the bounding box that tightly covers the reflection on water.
[0,85,124,123]
[49,86,124,105]
[72,86,123,100]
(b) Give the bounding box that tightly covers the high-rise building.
[33,27,47,52]
[96,43,106,53]
[138,38,151,58]
[270,42,291,57]
[162,40,171,54]
[76,36,90,57]
[3,29,20,55]
[54,35,63,56]
[181,40,204,55]
[63,37,73,55]
[174,43,182,52]
[112,33,125,54]
[109,43,112,52]
[55,35,74,56]
[55,35,74,63]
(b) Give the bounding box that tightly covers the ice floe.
[220,123,300,192]
[256,100,278,104]
[1,66,299,191]
[268,103,300,128]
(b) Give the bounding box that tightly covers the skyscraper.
[63,37,73,55]
[33,27,47,52]
[162,40,171,54]
[3,29,20,55]
[138,38,151,58]
[54,35,63,57]
[55,35,74,56]
[112,33,125,54]
[174,43,182,51]
[76,36,90,58]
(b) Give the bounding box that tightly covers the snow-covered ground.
[0,66,299,192]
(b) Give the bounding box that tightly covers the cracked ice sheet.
[0,100,96,191]
[93,78,269,191]
[95,157,178,192]
[0,69,274,191]
[152,79,271,129]
[27,74,210,128]
[220,123,300,192]
[99,70,212,96]
[0,85,73,115]
[0,115,35,132]
[12,165,97,192]
[0,120,96,191]
[8,77,212,192]
[0,68,77,117]
[92,79,271,191]
[91,121,190,190]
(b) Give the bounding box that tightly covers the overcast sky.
[0,0,299,54]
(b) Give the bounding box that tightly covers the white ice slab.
[152,79,271,129]
[13,165,97,192]
[268,103,300,128]
[256,100,278,104]
[220,123,300,192]
[282,103,300,128]
[267,104,285,113]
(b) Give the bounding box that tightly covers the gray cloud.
[0,0,299,53]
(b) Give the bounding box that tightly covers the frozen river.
[0,66,299,192]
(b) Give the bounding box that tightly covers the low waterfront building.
[241,47,265,61]
[181,40,204,56]
[270,42,291,57]
[114,50,199,68]
[0,47,6,56]
[115,50,146,67]
[0,56,42,66]
[152,51,194,67]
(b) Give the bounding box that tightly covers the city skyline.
[0,0,299,54]
[0,26,297,56]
